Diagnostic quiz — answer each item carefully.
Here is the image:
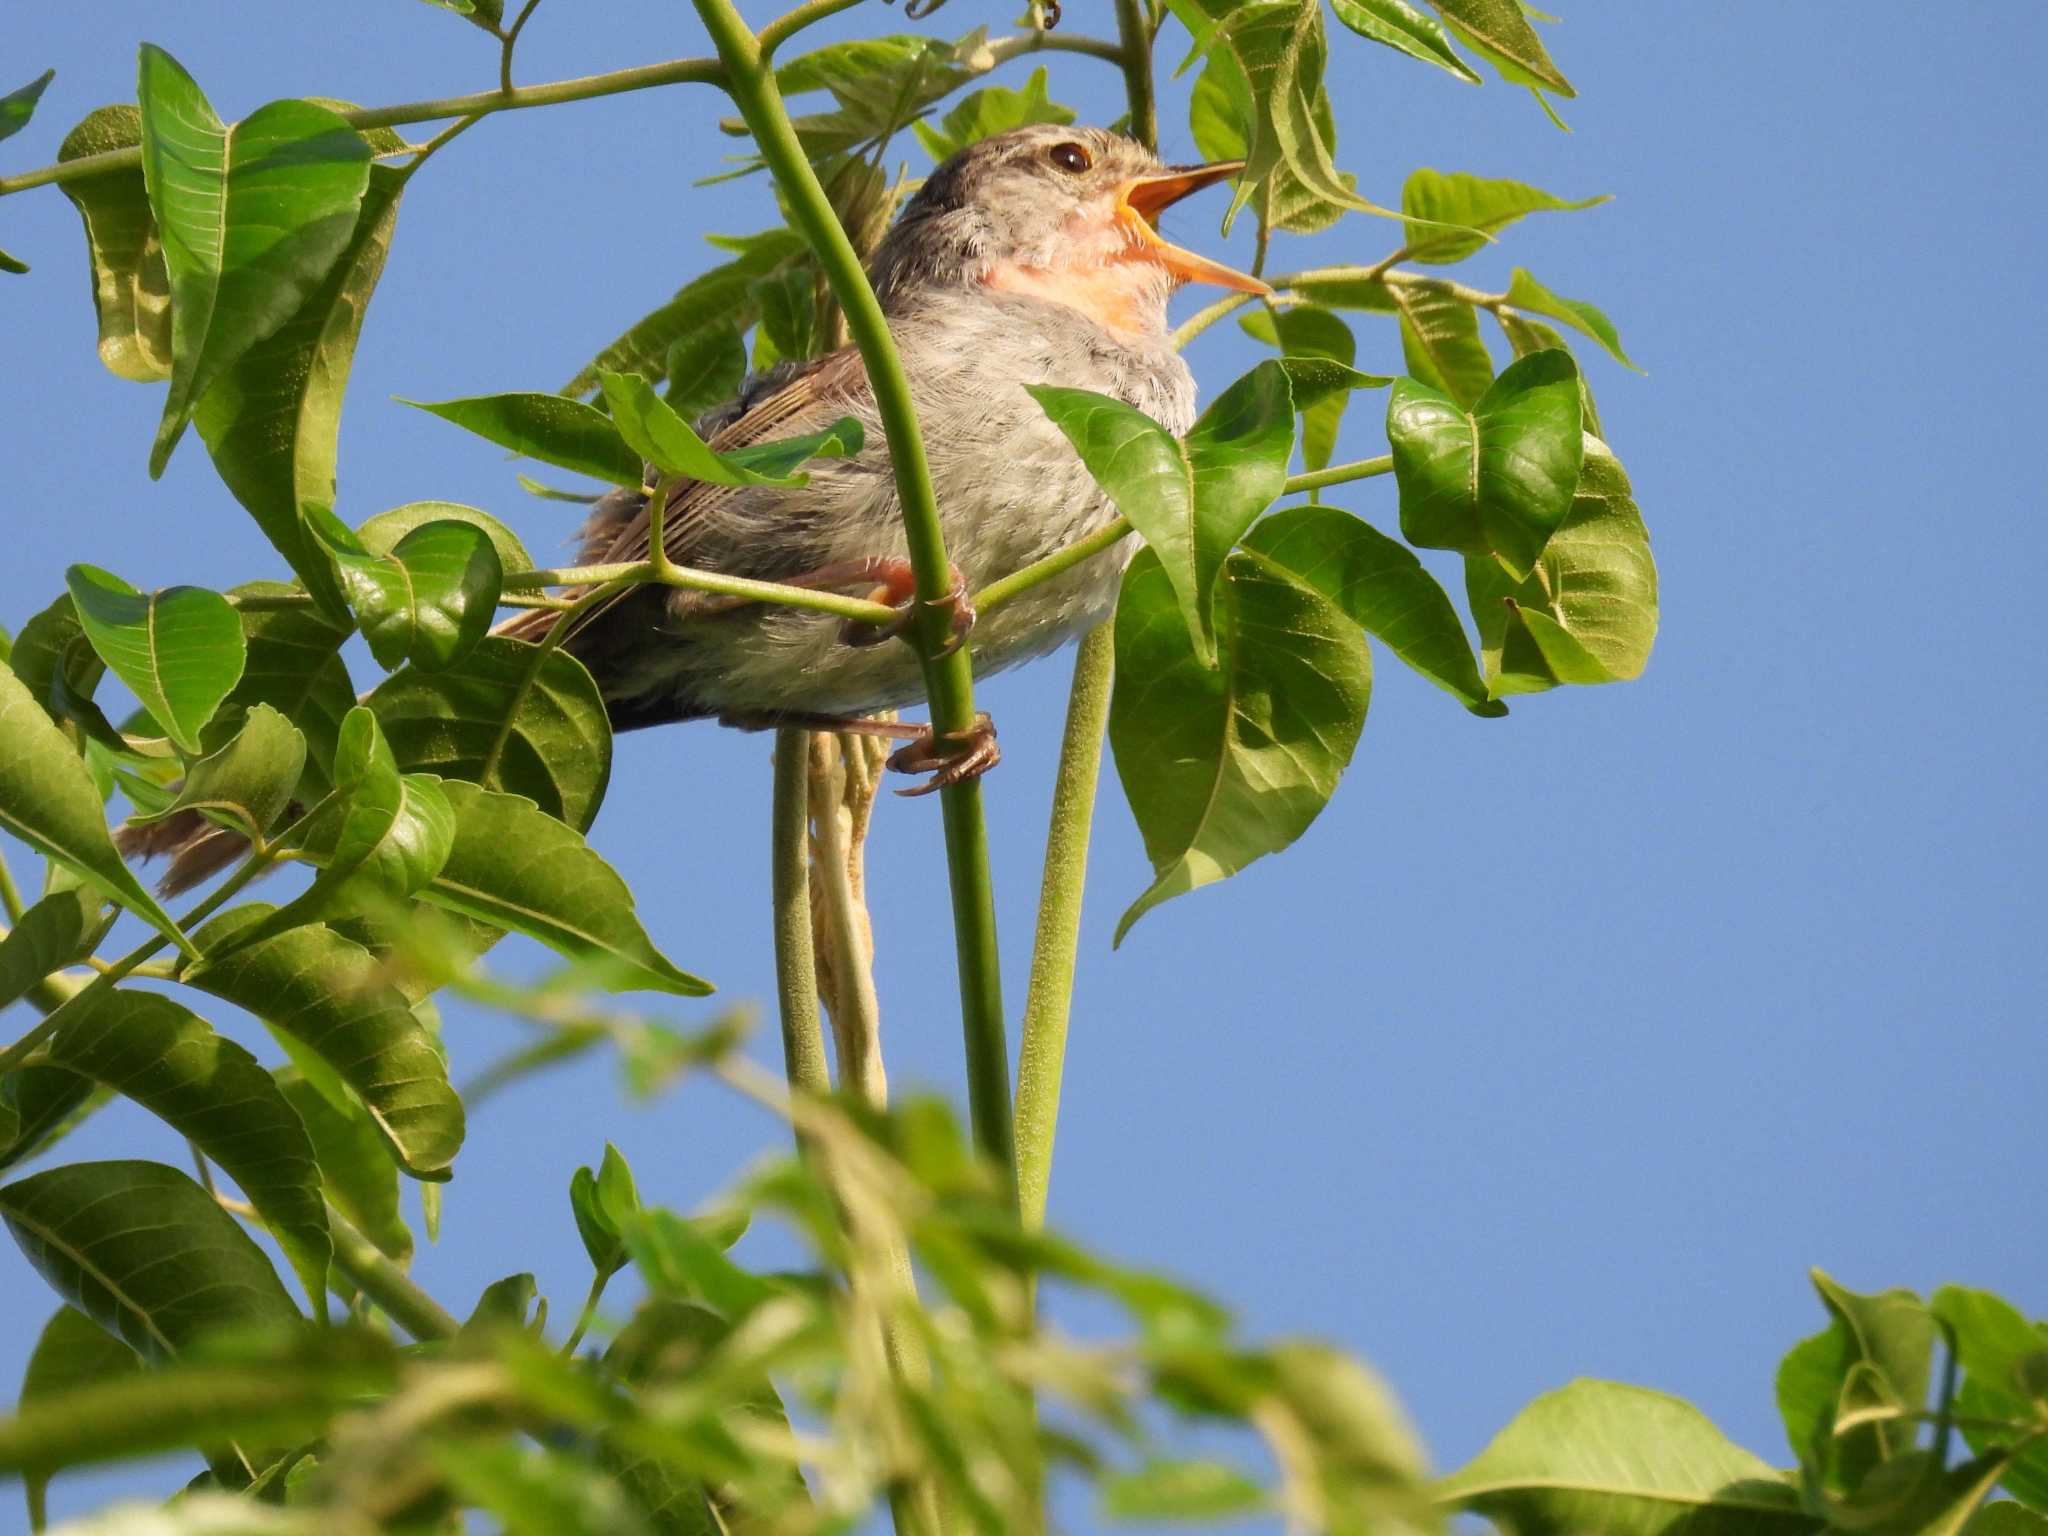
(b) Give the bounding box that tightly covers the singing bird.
[507,124,1269,790]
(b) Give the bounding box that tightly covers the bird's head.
[871,124,1270,340]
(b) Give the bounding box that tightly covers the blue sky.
[2,2,2042,1529]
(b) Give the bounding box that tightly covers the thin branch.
[0,847,23,924]
[975,516,1132,617]
[1282,454,1394,496]
[773,728,833,1106]
[498,0,546,94]
[759,0,863,58]
[1113,0,1158,151]
[498,559,900,627]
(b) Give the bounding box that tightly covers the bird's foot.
[885,712,999,797]
[831,557,975,659]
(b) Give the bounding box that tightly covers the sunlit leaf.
[1031,360,1294,663]
[309,510,502,673]
[400,391,642,487]
[0,1160,299,1359]
[1496,309,1605,438]
[1503,267,1640,370]
[1327,1,1478,83]
[1245,505,1499,714]
[40,991,330,1320]
[1387,280,1493,407]
[195,159,407,624]
[357,502,532,577]
[366,637,611,832]
[598,371,862,487]
[1437,1379,1815,1534]
[1389,347,1583,578]
[1427,0,1575,96]
[127,704,305,842]
[912,66,1075,160]
[1238,304,1359,470]
[65,565,244,756]
[1931,1286,2048,1513]
[1463,435,1656,694]
[137,47,371,476]
[1111,546,1370,943]
[1102,1459,1266,1522]
[0,69,54,144]
[55,105,173,381]
[664,325,748,421]
[0,885,102,1012]
[189,907,463,1179]
[0,663,196,957]
[1401,168,1605,264]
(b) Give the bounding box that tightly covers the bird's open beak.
[1116,162,1274,298]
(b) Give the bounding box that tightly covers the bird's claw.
[839,563,975,658]
[888,712,1000,796]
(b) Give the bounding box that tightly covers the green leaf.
[0,1326,396,1481]
[597,370,861,487]
[420,0,505,29]
[570,1165,627,1280]
[55,105,173,381]
[65,565,245,756]
[434,1438,659,1536]
[1401,169,1606,264]
[1437,1379,1818,1534]
[624,1208,780,1320]
[127,703,305,841]
[0,247,25,276]
[0,1068,106,1176]
[0,68,54,144]
[400,391,642,486]
[1244,505,1500,714]
[1966,1506,2048,1534]
[1031,359,1293,664]
[1503,267,1641,370]
[212,589,353,797]
[1238,304,1358,470]
[1497,309,1605,438]
[276,1070,409,1263]
[366,636,612,832]
[40,991,330,1322]
[663,324,748,421]
[0,1159,300,1358]
[1328,0,1478,82]
[1832,1449,2013,1536]
[1932,1287,2048,1513]
[1388,280,1494,407]
[1427,0,1575,95]
[310,510,502,673]
[0,662,197,957]
[195,161,407,623]
[750,267,821,368]
[0,885,103,1012]
[137,48,372,476]
[1389,347,1584,578]
[19,1304,139,1529]
[188,907,463,1179]
[358,502,533,576]
[417,779,711,996]
[912,65,1076,161]
[1463,435,1657,694]
[561,227,804,398]
[1110,545,1370,943]
[1102,1459,1266,1522]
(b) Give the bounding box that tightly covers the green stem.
[327,1204,459,1342]
[0,847,24,923]
[1282,455,1393,495]
[558,1270,610,1358]
[499,560,900,627]
[1013,623,1115,1230]
[0,30,1122,202]
[695,0,1014,1188]
[975,518,1131,617]
[772,728,832,1103]
[498,0,546,93]
[1114,0,1158,151]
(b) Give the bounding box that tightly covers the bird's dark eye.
[1047,141,1092,174]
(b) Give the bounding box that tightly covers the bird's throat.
[981,258,1172,342]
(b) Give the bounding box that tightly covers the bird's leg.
[718,709,1000,796]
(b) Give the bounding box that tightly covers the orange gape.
[981,260,1164,341]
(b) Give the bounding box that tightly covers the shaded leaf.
[1497,309,1605,438]
[1967,1506,2048,1534]
[0,69,54,144]
[41,991,330,1321]
[0,663,196,957]
[400,391,642,487]
[663,325,748,421]
[0,1067,105,1176]
[433,1439,658,1536]
[1102,1459,1266,1522]
[1031,359,1294,663]
[276,1070,409,1263]
[1389,347,1583,578]
[750,266,821,369]
[1427,0,1575,95]
[419,779,711,996]
[1401,168,1605,264]
[1437,1379,1818,1534]
[0,885,102,1011]
[65,565,245,755]
[358,502,532,575]
[1932,1286,2048,1513]
[366,636,611,831]
[189,907,463,1179]
[55,105,173,382]
[1388,280,1493,407]
[598,371,862,487]
[137,47,372,475]
[209,588,353,798]
[1463,435,1657,694]
[195,162,407,623]
[128,703,305,842]
[310,509,502,673]
[1328,1,1478,83]
[1238,304,1357,470]
[1245,504,1500,714]
[19,1304,141,1528]
[912,65,1075,161]
[0,1160,299,1358]
[1110,545,1370,943]
[1504,267,1641,370]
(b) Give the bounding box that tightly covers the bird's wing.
[589,344,872,571]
